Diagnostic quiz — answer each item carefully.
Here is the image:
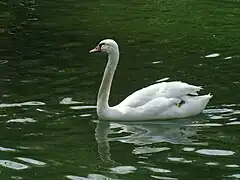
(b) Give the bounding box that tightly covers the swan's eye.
[99,43,105,48]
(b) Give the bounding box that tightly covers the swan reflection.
[95,120,116,164]
[95,103,239,163]
[95,117,204,163]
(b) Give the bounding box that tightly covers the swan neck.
[97,50,119,115]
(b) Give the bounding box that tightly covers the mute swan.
[89,39,212,121]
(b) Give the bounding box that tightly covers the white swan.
[89,39,212,121]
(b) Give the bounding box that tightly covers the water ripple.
[109,166,137,174]
[133,146,170,155]
[186,123,223,127]
[0,60,8,64]
[225,121,240,125]
[16,157,46,166]
[0,101,45,108]
[6,118,36,123]
[182,147,195,152]
[10,176,23,180]
[0,160,29,170]
[226,164,239,168]
[66,175,88,180]
[151,175,178,180]
[60,97,83,105]
[229,174,240,178]
[205,162,219,166]
[70,106,96,110]
[146,167,171,173]
[204,107,234,114]
[196,149,235,156]
[0,146,17,152]
[167,157,193,163]
[66,174,116,180]
[205,53,220,58]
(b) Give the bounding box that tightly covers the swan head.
[89,39,119,54]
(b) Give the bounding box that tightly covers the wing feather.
[118,81,202,108]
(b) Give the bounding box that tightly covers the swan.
[89,39,212,121]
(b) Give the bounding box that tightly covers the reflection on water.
[66,174,117,180]
[0,160,29,170]
[0,98,240,180]
[95,118,200,148]
[0,101,45,108]
[95,120,115,164]
[15,157,46,166]
[94,104,239,162]
[196,149,235,156]
[6,118,36,123]
[0,99,239,179]
[94,117,199,164]
[93,104,239,179]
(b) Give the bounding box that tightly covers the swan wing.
[118,81,202,108]
[113,97,181,120]
[138,97,181,115]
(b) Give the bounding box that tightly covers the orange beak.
[89,45,101,53]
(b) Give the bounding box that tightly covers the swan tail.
[206,93,213,99]
[181,93,212,102]
[187,85,202,96]
[183,93,212,110]
[199,94,213,111]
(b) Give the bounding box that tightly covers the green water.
[1,0,240,179]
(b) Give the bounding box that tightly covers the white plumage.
[89,39,212,121]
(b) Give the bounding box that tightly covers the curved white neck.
[97,50,119,116]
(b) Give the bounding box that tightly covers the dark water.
[1,0,240,179]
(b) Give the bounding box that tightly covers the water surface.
[0,0,240,179]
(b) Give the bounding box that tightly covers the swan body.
[89,39,212,121]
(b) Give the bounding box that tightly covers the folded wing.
[117,81,202,108]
